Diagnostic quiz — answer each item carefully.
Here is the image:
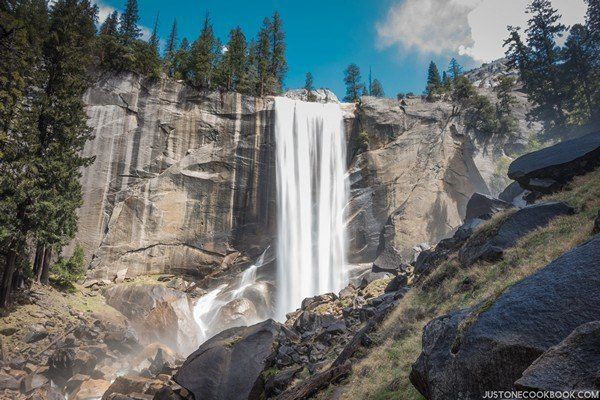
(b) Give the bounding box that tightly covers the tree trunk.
[0,250,18,308]
[33,245,44,281]
[40,247,52,285]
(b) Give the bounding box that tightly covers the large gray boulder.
[411,234,600,400]
[464,193,511,221]
[508,131,600,194]
[174,319,290,400]
[459,202,574,266]
[516,321,600,391]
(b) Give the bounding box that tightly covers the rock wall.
[346,97,489,263]
[77,64,534,279]
[78,73,276,279]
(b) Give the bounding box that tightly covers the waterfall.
[274,97,349,320]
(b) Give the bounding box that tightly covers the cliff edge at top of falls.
[77,61,538,281]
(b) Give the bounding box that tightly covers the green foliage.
[217,27,249,92]
[425,61,442,100]
[344,63,364,103]
[354,131,370,156]
[119,0,141,43]
[99,10,119,36]
[464,95,500,134]
[448,58,463,80]
[188,13,220,89]
[304,72,317,102]
[504,0,599,129]
[370,79,385,98]
[50,245,85,292]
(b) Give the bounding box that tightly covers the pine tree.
[343,63,364,103]
[494,76,518,134]
[256,17,272,96]
[504,26,531,76]
[442,71,452,91]
[448,58,462,80]
[119,0,141,43]
[149,12,160,55]
[563,24,597,123]
[269,12,287,94]
[164,19,178,75]
[425,61,442,100]
[189,13,219,89]
[99,10,119,36]
[370,79,385,98]
[304,72,317,102]
[246,40,260,96]
[219,27,248,92]
[524,0,567,126]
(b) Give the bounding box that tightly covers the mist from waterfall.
[274,97,349,320]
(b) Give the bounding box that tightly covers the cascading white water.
[274,97,349,320]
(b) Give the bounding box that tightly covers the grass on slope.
[332,167,600,400]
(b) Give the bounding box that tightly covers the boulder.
[21,373,49,393]
[411,234,600,399]
[372,246,406,275]
[516,321,600,391]
[24,324,48,343]
[0,372,20,390]
[103,283,199,354]
[213,298,259,331]
[459,202,574,266]
[358,271,392,289]
[508,131,600,194]
[498,181,525,204]
[174,319,290,400]
[102,376,155,399]
[384,275,408,293]
[465,193,511,221]
[25,386,65,400]
[74,379,112,400]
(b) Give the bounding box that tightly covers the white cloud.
[377,0,587,62]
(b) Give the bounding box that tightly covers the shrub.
[50,244,86,292]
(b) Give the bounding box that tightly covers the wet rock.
[459,202,574,266]
[25,385,65,400]
[516,321,600,391]
[24,325,48,343]
[152,386,184,400]
[372,246,406,275]
[264,366,303,397]
[411,235,600,400]
[358,271,391,289]
[174,319,290,400]
[213,298,259,330]
[508,131,600,195]
[465,193,511,221]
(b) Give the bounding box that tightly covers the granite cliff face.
[77,64,534,279]
[79,73,276,279]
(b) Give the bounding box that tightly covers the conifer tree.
[246,40,260,96]
[343,63,364,103]
[524,0,567,126]
[370,79,385,98]
[448,58,462,80]
[189,13,219,89]
[149,12,160,54]
[256,17,272,96]
[164,19,178,69]
[304,72,317,102]
[119,0,141,43]
[219,27,248,92]
[99,10,119,36]
[425,61,442,100]
[269,12,287,94]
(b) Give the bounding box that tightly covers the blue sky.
[95,0,586,99]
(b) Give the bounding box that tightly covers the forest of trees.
[342,64,386,102]
[0,0,289,307]
[424,0,599,136]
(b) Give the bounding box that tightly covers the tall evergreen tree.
[425,61,442,100]
[524,0,567,126]
[563,24,597,123]
[256,17,272,96]
[219,27,248,92]
[269,11,287,94]
[189,13,219,89]
[370,79,385,98]
[304,72,316,102]
[119,0,141,43]
[448,58,462,80]
[0,0,97,305]
[343,63,364,103]
[99,10,119,36]
[149,12,160,54]
[165,19,177,58]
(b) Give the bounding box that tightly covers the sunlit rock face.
[78,74,276,279]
